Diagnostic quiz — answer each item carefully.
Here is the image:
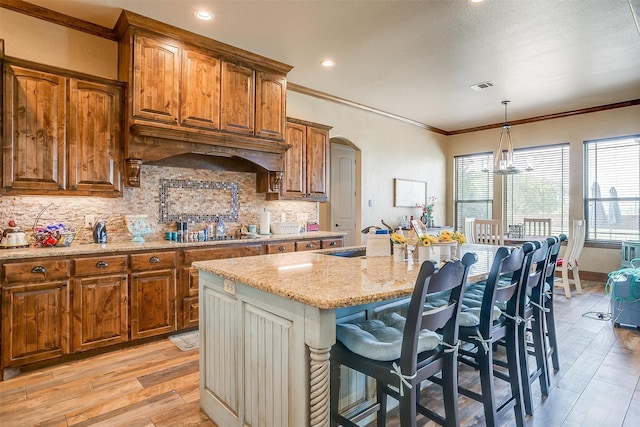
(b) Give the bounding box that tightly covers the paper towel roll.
[259,208,271,234]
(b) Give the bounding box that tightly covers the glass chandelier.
[482,100,530,175]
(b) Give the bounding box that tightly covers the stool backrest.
[401,253,477,373]
[478,243,535,337]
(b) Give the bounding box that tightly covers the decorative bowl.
[124,215,154,243]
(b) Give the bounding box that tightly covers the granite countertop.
[0,231,345,261]
[193,244,498,310]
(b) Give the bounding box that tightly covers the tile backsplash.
[0,165,318,243]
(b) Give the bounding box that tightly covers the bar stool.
[330,253,477,427]
[456,243,535,427]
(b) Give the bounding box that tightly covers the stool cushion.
[459,282,503,327]
[336,312,441,361]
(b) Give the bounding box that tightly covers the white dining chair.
[473,219,504,245]
[464,217,476,244]
[523,218,552,237]
[556,219,585,298]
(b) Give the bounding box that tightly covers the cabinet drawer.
[265,241,295,254]
[130,251,176,271]
[3,259,70,284]
[321,238,343,249]
[295,240,321,251]
[74,255,128,276]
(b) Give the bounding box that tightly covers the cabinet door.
[2,281,70,367]
[2,65,66,192]
[306,125,329,201]
[220,61,254,135]
[133,34,180,124]
[68,79,123,195]
[181,267,200,329]
[130,269,176,339]
[181,50,220,129]
[281,122,306,198]
[255,71,286,140]
[72,274,129,352]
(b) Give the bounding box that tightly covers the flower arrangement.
[390,232,408,245]
[418,230,467,246]
[416,195,436,217]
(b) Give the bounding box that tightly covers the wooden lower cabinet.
[72,255,129,352]
[1,259,71,369]
[2,280,71,368]
[130,251,177,339]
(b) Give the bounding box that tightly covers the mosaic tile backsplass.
[0,165,319,243]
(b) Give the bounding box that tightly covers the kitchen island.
[193,244,496,427]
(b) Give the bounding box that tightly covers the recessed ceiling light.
[321,60,335,67]
[194,10,213,20]
[470,0,484,3]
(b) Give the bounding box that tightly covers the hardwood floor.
[0,279,639,426]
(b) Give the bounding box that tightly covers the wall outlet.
[85,215,95,229]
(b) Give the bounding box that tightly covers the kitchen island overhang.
[193,245,495,427]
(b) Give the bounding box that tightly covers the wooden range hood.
[115,10,292,186]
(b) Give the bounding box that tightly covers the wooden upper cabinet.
[68,79,123,195]
[275,118,331,202]
[281,122,307,198]
[306,125,329,199]
[255,71,286,140]
[181,50,220,129]
[132,34,180,124]
[2,64,66,192]
[2,61,123,197]
[220,61,254,135]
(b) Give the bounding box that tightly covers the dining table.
[193,243,502,427]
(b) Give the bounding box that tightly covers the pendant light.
[482,100,529,175]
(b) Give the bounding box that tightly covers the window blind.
[502,143,569,236]
[454,152,493,230]
[584,135,640,242]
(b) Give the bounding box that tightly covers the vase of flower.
[393,243,405,262]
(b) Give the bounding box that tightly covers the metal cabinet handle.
[278,246,286,251]
[306,243,314,248]
[330,241,337,246]
[149,256,160,263]
[96,261,109,268]
[31,265,47,274]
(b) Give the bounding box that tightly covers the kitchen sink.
[326,249,366,258]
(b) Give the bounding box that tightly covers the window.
[503,144,569,236]
[454,152,493,230]
[584,135,640,242]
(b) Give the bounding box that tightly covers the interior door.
[330,143,357,246]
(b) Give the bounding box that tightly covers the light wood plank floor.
[1,279,639,426]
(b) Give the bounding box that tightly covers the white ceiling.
[20,0,640,132]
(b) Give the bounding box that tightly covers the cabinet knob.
[31,265,47,274]
[306,243,313,248]
[149,256,160,263]
[330,241,337,246]
[278,246,286,251]
[96,261,109,268]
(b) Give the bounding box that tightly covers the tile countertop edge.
[0,231,346,261]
